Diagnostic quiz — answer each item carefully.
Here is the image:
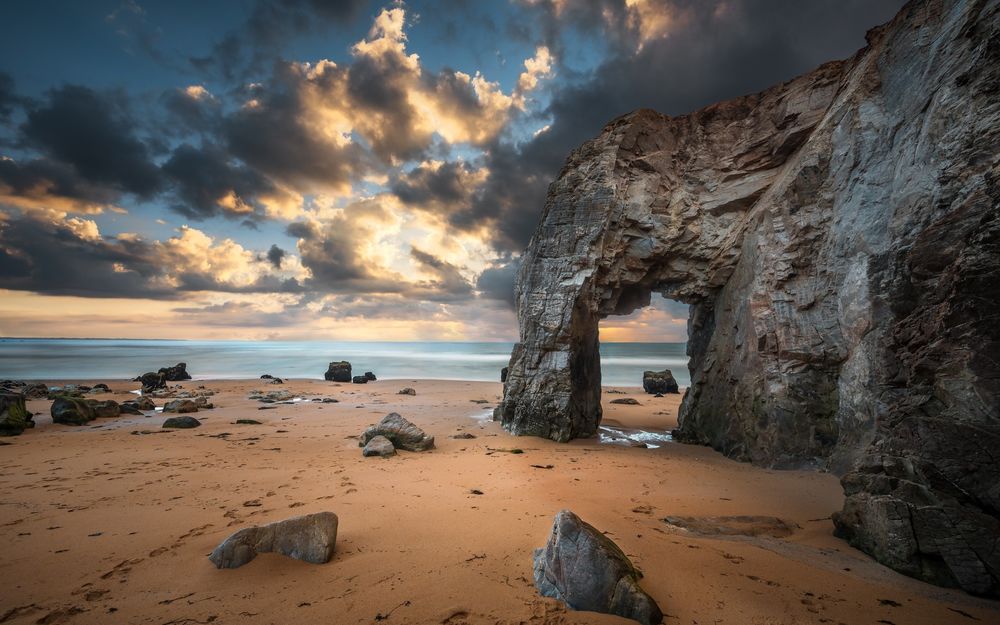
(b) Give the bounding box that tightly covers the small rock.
[362,435,396,458]
[208,511,339,569]
[162,416,201,429]
[364,371,377,381]
[452,432,476,439]
[87,399,121,418]
[352,375,368,384]
[398,387,416,395]
[534,510,662,625]
[609,398,640,405]
[163,399,199,414]
[235,419,262,425]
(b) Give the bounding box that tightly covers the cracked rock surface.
[498,0,1000,596]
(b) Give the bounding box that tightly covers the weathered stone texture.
[498,0,1000,596]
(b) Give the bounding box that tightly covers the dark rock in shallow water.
[159,362,192,381]
[359,413,434,452]
[51,396,97,425]
[363,371,376,381]
[534,510,662,625]
[87,399,121,418]
[352,375,368,384]
[362,435,396,457]
[209,511,338,569]
[131,396,155,411]
[0,392,32,436]
[642,370,678,395]
[162,416,201,429]
[324,361,352,382]
[163,399,198,414]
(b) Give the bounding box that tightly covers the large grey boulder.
[358,413,434,451]
[534,510,662,625]
[495,0,1000,596]
[0,392,32,436]
[87,399,121,418]
[324,361,352,382]
[209,511,339,569]
[362,435,396,458]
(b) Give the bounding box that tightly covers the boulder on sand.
[209,511,339,569]
[87,399,121,418]
[364,371,376,381]
[352,375,368,384]
[51,396,97,425]
[362,435,396,458]
[642,370,678,395]
[135,371,166,393]
[359,412,434,451]
[163,399,198,414]
[131,396,156,411]
[324,361,352,382]
[534,510,662,625]
[0,392,32,436]
[398,387,416,396]
[163,416,201,429]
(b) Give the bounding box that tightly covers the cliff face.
[496,0,1000,597]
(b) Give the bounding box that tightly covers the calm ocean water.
[0,339,690,387]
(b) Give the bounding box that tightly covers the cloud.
[266,244,286,268]
[410,246,473,299]
[189,0,372,80]
[0,156,122,216]
[161,143,279,220]
[20,85,162,198]
[475,257,521,308]
[0,211,303,298]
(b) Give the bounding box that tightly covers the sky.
[0,0,905,341]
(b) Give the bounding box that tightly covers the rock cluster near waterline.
[534,510,662,625]
[359,413,434,452]
[325,361,352,382]
[496,0,1000,596]
[642,370,678,395]
[0,392,32,436]
[209,512,338,569]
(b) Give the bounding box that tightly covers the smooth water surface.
[0,339,689,387]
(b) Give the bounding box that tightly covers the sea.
[0,339,690,387]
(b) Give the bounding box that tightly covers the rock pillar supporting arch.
[496,0,1000,597]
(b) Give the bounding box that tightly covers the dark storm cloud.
[475,257,520,308]
[266,244,286,268]
[410,247,473,298]
[0,212,301,298]
[464,0,907,251]
[190,0,372,80]
[223,71,373,190]
[0,157,120,209]
[0,213,170,298]
[19,85,163,199]
[160,86,222,134]
[390,161,470,209]
[161,143,274,220]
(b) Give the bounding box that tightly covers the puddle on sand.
[599,425,673,449]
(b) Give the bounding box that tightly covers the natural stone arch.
[496,0,1000,597]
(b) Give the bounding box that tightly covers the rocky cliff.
[496,0,999,597]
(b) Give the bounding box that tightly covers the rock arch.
[496,0,1000,597]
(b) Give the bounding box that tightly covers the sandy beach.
[0,378,996,625]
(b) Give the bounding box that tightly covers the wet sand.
[1,379,997,624]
